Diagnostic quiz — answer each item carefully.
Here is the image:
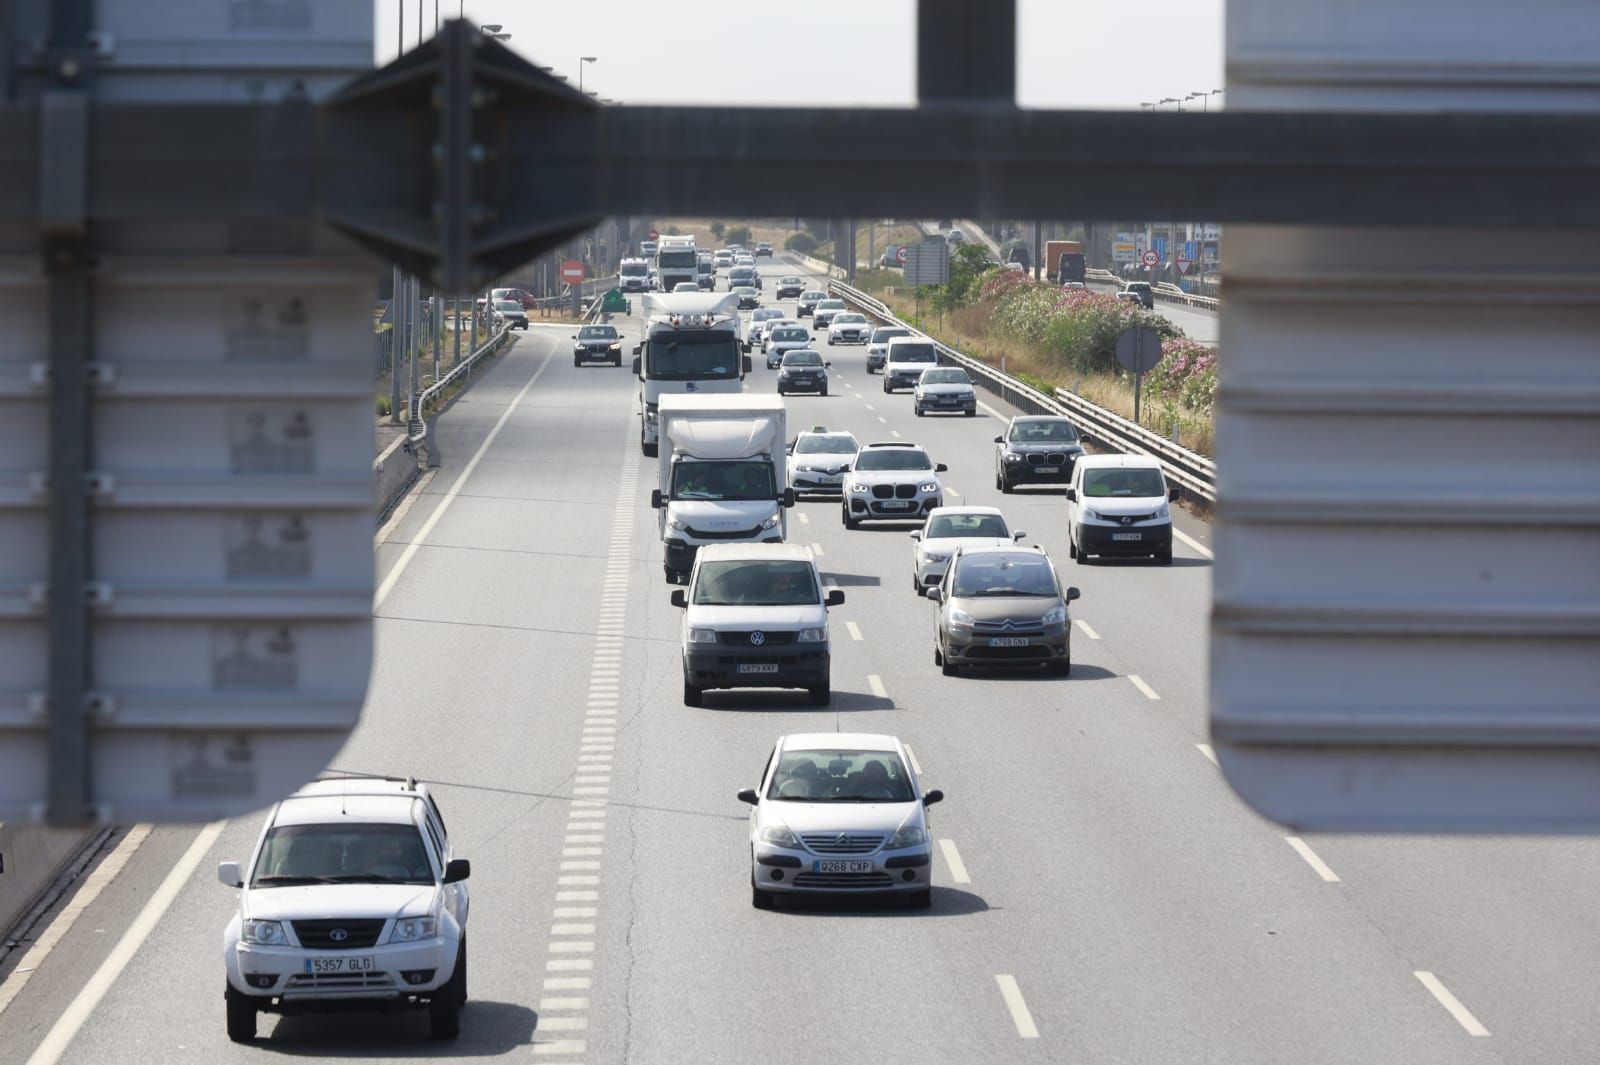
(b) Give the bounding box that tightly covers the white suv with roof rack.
[218,776,472,1043]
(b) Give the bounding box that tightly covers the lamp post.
[480,23,510,40]
[579,56,597,95]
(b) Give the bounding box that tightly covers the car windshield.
[771,328,808,342]
[621,263,648,276]
[927,513,1009,539]
[646,331,741,379]
[1009,420,1079,443]
[783,352,823,367]
[853,448,932,471]
[671,459,775,501]
[890,344,937,363]
[872,328,910,343]
[658,250,698,268]
[951,553,1058,598]
[754,309,782,320]
[817,300,845,311]
[733,287,756,296]
[833,314,865,325]
[796,435,857,455]
[782,278,802,285]
[1082,468,1167,497]
[494,301,521,312]
[693,559,819,606]
[801,292,825,300]
[251,823,433,887]
[579,326,617,339]
[921,369,969,385]
[767,749,915,803]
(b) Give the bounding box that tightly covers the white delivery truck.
[651,394,794,583]
[655,235,699,292]
[633,292,752,456]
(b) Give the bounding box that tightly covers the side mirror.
[839,464,850,472]
[935,463,948,473]
[631,356,642,376]
[217,860,243,888]
[909,530,922,540]
[443,858,471,884]
[780,487,796,508]
[993,435,1003,444]
[1065,488,1078,502]
[736,787,759,806]
[1013,530,1026,541]
[924,586,942,602]
[922,789,944,807]
[743,355,754,373]
[1067,586,1082,602]
[825,589,845,607]
[651,489,664,509]
[569,334,577,339]
[1169,487,1181,502]
[670,589,687,608]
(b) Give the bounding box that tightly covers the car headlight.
[1153,502,1170,520]
[759,514,781,531]
[760,825,801,849]
[851,482,871,493]
[644,409,658,424]
[390,916,438,943]
[666,517,688,531]
[1004,452,1023,462]
[687,628,718,644]
[778,370,790,378]
[922,552,949,564]
[948,608,974,631]
[919,482,939,494]
[608,342,621,350]
[1041,605,1067,626]
[796,627,827,643]
[887,824,927,849]
[1088,509,1108,522]
[242,919,288,946]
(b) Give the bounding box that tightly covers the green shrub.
[709,220,725,239]
[375,395,391,417]
[724,224,751,247]
[784,232,819,254]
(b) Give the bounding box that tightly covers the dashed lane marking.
[939,839,972,884]
[1285,837,1342,883]
[1415,972,1490,1037]
[867,674,888,699]
[1173,526,1213,559]
[995,975,1041,1039]
[1196,743,1219,766]
[1073,618,1100,640]
[845,621,863,641]
[904,743,923,775]
[1129,674,1161,701]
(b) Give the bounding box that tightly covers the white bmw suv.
[841,442,946,528]
[219,777,472,1043]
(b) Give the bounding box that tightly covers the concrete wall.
[0,823,93,936]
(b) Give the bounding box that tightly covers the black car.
[728,266,762,291]
[796,290,826,317]
[755,242,773,257]
[775,276,807,299]
[994,415,1085,492]
[776,350,830,396]
[572,324,624,367]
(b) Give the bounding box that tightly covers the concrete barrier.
[374,432,420,519]
[0,822,96,937]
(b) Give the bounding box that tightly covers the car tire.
[573,357,582,367]
[428,967,462,1040]
[1050,657,1072,677]
[841,504,858,530]
[940,650,958,677]
[933,644,943,666]
[1157,548,1173,566]
[683,676,704,708]
[914,406,924,417]
[751,872,775,910]
[225,986,256,1044]
[821,386,828,397]
[907,888,933,909]
[808,679,831,706]
[1068,536,1078,559]
[965,409,976,417]
[776,387,785,396]
[882,381,891,393]
[1000,474,1013,494]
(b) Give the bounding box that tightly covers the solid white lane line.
[25,821,225,1065]
[904,743,923,775]
[1173,526,1213,560]
[845,621,863,641]
[1415,972,1490,1037]
[939,839,972,884]
[995,975,1041,1039]
[376,349,554,606]
[1129,674,1161,701]
[1285,837,1341,883]
[1196,743,1219,766]
[945,487,959,498]
[1073,618,1101,640]
[976,400,1005,420]
[867,674,888,699]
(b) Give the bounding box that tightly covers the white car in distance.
[739,732,943,909]
[787,427,860,497]
[909,506,1024,592]
[827,312,871,345]
[747,306,787,346]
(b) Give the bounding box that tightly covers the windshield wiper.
[252,875,335,886]
[323,874,428,885]
[962,590,1052,597]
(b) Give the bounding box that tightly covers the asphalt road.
[0,254,1592,1064]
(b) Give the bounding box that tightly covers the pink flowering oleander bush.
[981,271,1181,376]
[1142,338,1218,419]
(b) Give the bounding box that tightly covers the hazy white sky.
[374,1,1224,110]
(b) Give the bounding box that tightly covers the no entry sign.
[561,259,586,283]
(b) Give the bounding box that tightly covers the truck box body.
[655,394,790,580]
[1044,240,1086,284]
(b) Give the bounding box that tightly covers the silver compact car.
[739,732,943,909]
[787,428,859,496]
[927,545,1079,676]
[913,366,978,417]
[909,506,1023,591]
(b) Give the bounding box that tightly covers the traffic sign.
[647,228,660,241]
[896,246,908,265]
[1115,326,1163,425]
[1176,258,1193,274]
[1142,250,1160,267]
[561,260,587,283]
[904,237,951,287]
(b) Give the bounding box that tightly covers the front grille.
[871,484,894,499]
[972,619,1046,635]
[283,971,396,991]
[895,484,918,499]
[717,631,797,646]
[1026,453,1069,465]
[792,872,895,889]
[1103,512,1160,525]
[802,833,885,854]
[684,525,762,540]
[292,919,385,949]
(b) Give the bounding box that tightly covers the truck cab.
[651,394,794,584]
[655,235,700,292]
[633,293,753,456]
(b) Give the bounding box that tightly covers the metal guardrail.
[826,279,1217,504]
[1086,268,1219,310]
[407,321,511,447]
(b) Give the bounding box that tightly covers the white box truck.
[633,292,752,456]
[651,394,793,583]
[655,235,699,292]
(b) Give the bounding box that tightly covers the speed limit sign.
[1142,250,1160,267]
[896,246,908,265]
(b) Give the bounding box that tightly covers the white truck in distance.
[634,292,753,456]
[652,394,795,584]
[655,235,699,292]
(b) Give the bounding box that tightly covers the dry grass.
[657,218,798,251]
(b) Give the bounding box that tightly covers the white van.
[1065,454,1179,565]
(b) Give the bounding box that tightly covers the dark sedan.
[995,415,1085,492]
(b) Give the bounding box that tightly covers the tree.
[709,220,725,239]
[724,224,752,247]
[785,232,819,254]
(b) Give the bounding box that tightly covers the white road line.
[811,542,825,556]
[798,512,810,525]
[1196,743,1219,766]
[543,976,592,990]
[867,674,888,699]
[904,743,923,775]
[1285,837,1341,883]
[545,957,593,971]
[939,839,972,884]
[976,399,1005,420]
[550,923,596,936]
[538,1016,589,1031]
[24,821,225,1065]
[1415,972,1490,1037]
[533,1038,588,1054]
[994,975,1041,1039]
[1173,526,1213,560]
[569,808,606,818]
[549,940,594,953]
[1128,674,1161,701]
[877,415,887,424]
[845,620,863,641]
[553,907,597,919]
[1073,618,1101,640]
[864,403,875,411]
[945,486,959,497]
[539,996,590,1010]
[376,349,554,606]
[0,825,152,1018]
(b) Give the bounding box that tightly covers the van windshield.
[672,460,776,501]
[1082,468,1166,497]
[646,332,741,379]
[891,345,937,363]
[621,262,648,276]
[693,560,819,606]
